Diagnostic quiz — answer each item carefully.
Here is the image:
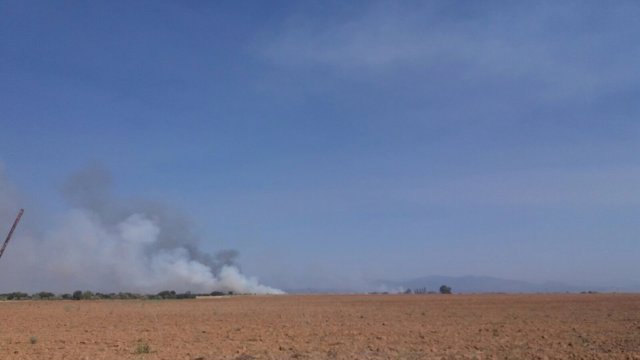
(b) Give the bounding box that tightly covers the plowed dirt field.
[1,294,639,359]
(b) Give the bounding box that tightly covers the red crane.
[0,209,24,260]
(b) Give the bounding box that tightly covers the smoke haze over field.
[0,165,282,294]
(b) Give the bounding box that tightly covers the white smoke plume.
[0,164,283,294]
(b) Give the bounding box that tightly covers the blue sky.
[1,1,639,290]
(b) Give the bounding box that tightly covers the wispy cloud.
[259,1,640,101]
[401,165,640,209]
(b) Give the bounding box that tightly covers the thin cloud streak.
[260,2,640,101]
[399,166,640,209]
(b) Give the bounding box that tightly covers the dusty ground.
[0,294,639,359]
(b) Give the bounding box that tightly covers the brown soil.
[1,294,639,359]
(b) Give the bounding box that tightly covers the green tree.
[7,292,29,300]
[36,291,55,300]
[157,290,176,299]
[439,285,452,294]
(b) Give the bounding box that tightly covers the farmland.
[1,294,639,359]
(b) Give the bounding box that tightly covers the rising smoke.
[0,164,283,294]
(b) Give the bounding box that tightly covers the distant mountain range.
[375,275,583,293]
[285,275,637,294]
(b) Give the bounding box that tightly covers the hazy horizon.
[1,1,638,293]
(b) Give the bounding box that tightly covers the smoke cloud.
[0,164,283,294]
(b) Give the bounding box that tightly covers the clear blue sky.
[1,1,639,290]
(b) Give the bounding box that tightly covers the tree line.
[403,285,453,295]
[0,290,236,301]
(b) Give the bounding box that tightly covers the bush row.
[0,290,235,301]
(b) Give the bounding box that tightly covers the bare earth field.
[1,294,639,359]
